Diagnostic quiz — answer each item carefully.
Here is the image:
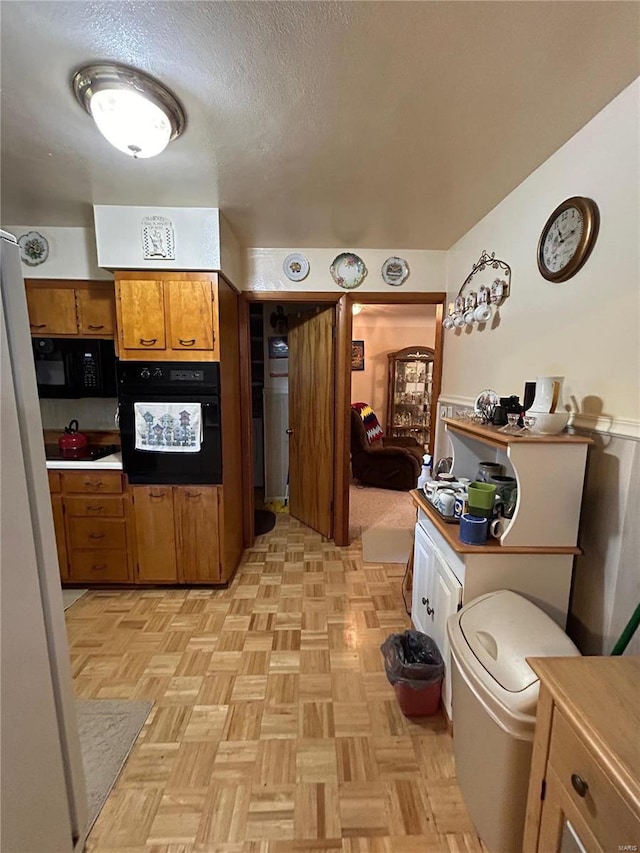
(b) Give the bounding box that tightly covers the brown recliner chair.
[350,407,424,491]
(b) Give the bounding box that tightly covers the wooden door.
[132,486,177,582]
[287,306,334,538]
[116,279,166,352]
[166,279,218,354]
[174,486,221,583]
[50,495,69,580]
[76,287,116,337]
[26,287,78,335]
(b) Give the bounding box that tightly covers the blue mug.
[459,513,489,546]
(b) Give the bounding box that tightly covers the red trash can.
[381,630,444,717]
[394,680,442,717]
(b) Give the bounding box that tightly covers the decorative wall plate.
[330,252,367,290]
[474,389,499,415]
[18,231,49,266]
[283,253,310,282]
[381,256,409,286]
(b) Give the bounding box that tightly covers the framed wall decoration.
[351,340,365,371]
[268,335,289,359]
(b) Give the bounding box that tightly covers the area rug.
[362,526,413,564]
[349,484,416,541]
[76,699,153,833]
[62,588,87,610]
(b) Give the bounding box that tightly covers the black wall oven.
[33,338,117,398]
[117,361,222,485]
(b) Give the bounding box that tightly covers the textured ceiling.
[1,2,638,248]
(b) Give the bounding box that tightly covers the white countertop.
[46,452,123,471]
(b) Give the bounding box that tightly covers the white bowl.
[529,412,570,435]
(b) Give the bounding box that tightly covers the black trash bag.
[381,630,444,690]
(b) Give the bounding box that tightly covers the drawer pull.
[89,532,105,540]
[92,564,107,571]
[571,773,589,798]
[139,338,157,346]
[31,323,47,329]
[178,338,196,346]
[84,481,103,489]
[88,324,104,331]
[87,505,104,512]
[149,492,166,499]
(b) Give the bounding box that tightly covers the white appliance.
[0,229,88,852]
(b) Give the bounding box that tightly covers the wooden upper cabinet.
[116,279,166,351]
[26,287,78,335]
[175,486,221,583]
[76,287,116,337]
[25,280,116,338]
[115,272,220,361]
[166,279,217,353]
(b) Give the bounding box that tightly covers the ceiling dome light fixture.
[72,63,186,159]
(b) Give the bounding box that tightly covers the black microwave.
[32,338,118,399]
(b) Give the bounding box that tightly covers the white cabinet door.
[431,548,463,718]
[412,523,434,635]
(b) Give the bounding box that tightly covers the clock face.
[537,196,599,282]
[541,206,584,274]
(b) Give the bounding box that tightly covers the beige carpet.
[349,484,416,540]
[76,699,153,833]
[362,526,414,564]
[62,588,87,610]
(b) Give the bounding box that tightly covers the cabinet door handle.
[149,492,166,499]
[139,338,157,346]
[570,774,589,798]
[421,597,434,616]
[185,491,202,498]
[31,323,47,329]
[89,532,105,540]
[88,324,104,331]
[178,338,196,346]
[87,505,104,512]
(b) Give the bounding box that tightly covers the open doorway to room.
[242,296,340,543]
[348,302,440,557]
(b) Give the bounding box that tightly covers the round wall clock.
[537,196,599,282]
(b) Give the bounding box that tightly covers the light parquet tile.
[67,515,483,851]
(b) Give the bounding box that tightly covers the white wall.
[442,79,640,439]
[245,248,446,293]
[3,226,111,280]
[438,78,640,656]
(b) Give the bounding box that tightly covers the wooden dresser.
[523,656,640,852]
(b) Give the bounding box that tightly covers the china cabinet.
[411,417,592,720]
[386,346,434,449]
[523,657,640,853]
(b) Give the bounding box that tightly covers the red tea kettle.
[59,420,88,455]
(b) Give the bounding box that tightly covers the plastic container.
[381,630,444,717]
[447,590,580,853]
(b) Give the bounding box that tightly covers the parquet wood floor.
[67,515,485,853]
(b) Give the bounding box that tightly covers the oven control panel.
[170,369,204,382]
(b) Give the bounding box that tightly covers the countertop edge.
[46,452,123,471]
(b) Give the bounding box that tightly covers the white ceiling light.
[72,63,185,158]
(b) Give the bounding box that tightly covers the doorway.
[240,290,445,547]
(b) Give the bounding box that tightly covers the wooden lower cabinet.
[175,487,221,583]
[50,494,69,580]
[131,487,178,583]
[50,470,226,585]
[131,485,222,584]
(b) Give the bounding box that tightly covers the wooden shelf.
[443,417,594,448]
[410,489,581,556]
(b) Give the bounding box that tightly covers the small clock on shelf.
[537,196,599,283]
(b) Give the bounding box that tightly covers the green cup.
[467,482,497,516]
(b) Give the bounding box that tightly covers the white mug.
[463,308,476,326]
[436,490,456,516]
[443,314,455,331]
[489,517,506,539]
[453,313,466,328]
[474,303,492,323]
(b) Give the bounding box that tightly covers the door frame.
[239,290,446,548]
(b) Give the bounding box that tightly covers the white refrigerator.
[0,229,88,851]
